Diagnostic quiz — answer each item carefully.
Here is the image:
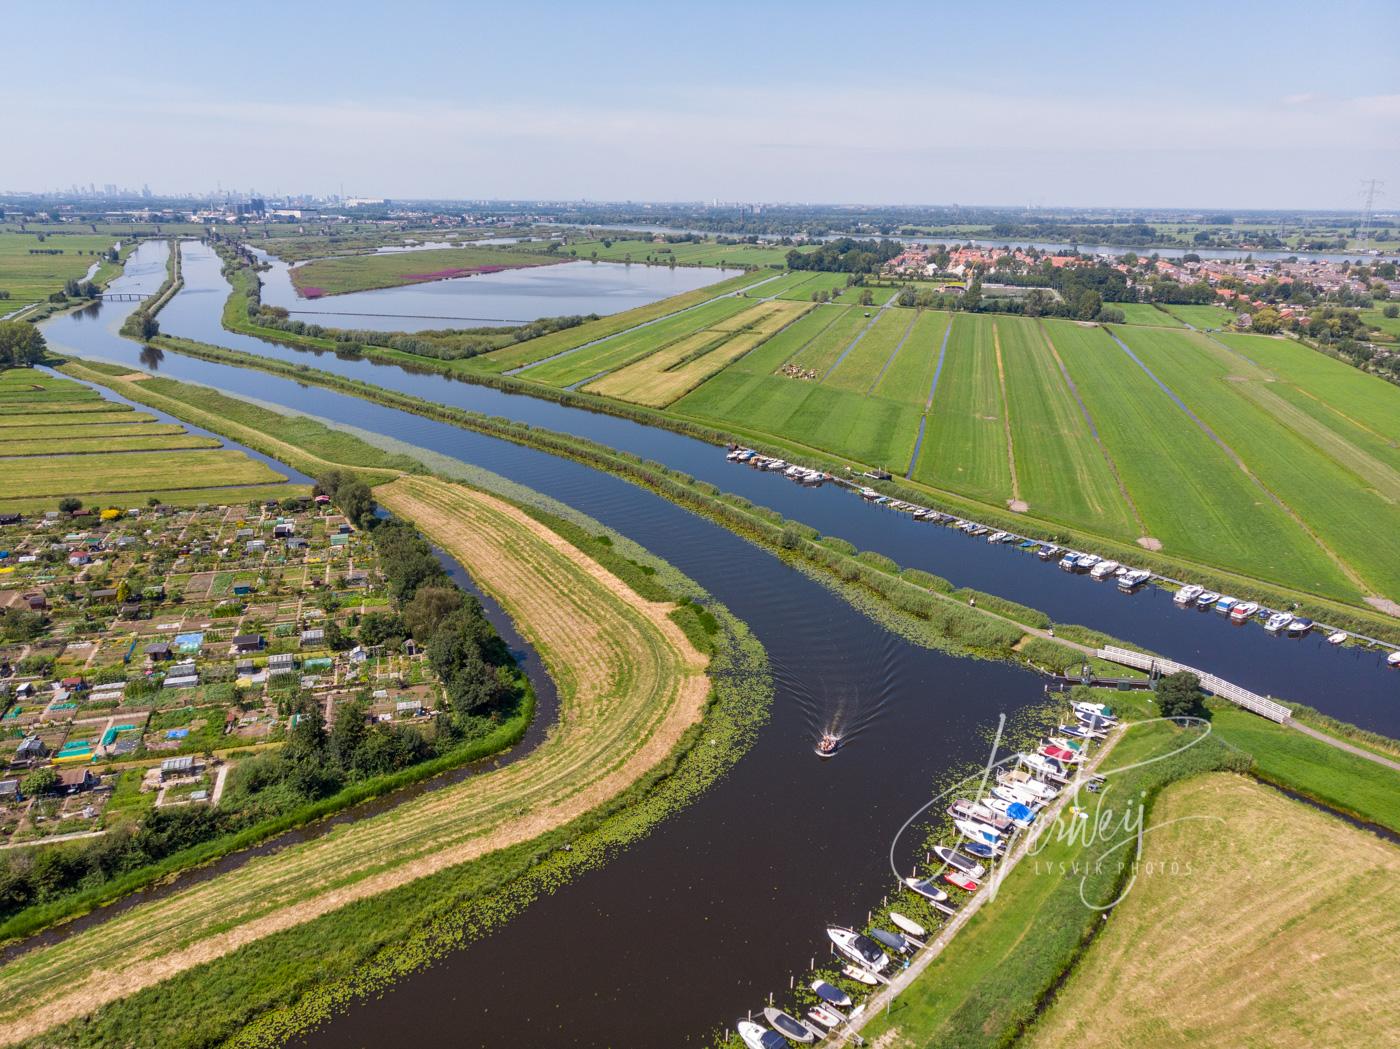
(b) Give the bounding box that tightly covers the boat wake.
[773,629,906,752]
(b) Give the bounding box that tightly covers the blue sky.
[4,0,1397,208]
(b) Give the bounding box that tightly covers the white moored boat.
[1089,559,1120,579]
[1264,612,1294,633]
[736,1020,786,1049]
[1173,584,1203,606]
[827,927,888,972]
[1230,600,1259,622]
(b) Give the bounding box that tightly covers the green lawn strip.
[0,484,305,515]
[518,295,759,387]
[0,449,281,498]
[1206,703,1400,830]
[1046,321,1356,599]
[871,310,949,405]
[823,308,911,392]
[913,313,1014,503]
[1122,326,1398,600]
[999,316,1138,535]
[833,284,898,305]
[0,402,138,417]
[471,269,771,373]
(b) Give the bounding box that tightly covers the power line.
[1358,178,1384,251]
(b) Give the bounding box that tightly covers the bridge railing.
[1095,645,1293,723]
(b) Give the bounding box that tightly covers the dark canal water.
[36,240,1400,1048]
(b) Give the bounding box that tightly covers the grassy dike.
[118,237,182,339]
[208,248,1400,643]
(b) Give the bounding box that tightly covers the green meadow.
[0,229,122,311]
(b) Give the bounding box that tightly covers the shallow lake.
[252,247,745,332]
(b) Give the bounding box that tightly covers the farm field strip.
[1162,303,1237,329]
[0,475,710,1046]
[585,301,813,407]
[776,271,849,301]
[0,230,121,302]
[1027,774,1400,1049]
[1046,320,1356,598]
[0,434,224,456]
[871,310,950,406]
[786,308,874,375]
[517,295,758,387]
[473,269,769,373]
[834,284,898,305]
[1213,332,1400,449]
[911,313,1014,504]
[0,449,283,498]
[1120,327,1400,600]
[1004,318,1139,534]
[721,303,847,377]
[0,421,186,440]
[1107,302,1186,326]
[824,308,912,392]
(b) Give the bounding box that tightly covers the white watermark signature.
[888,714,1223,911]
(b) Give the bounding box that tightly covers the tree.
[402,585,465,642]
[0,320,45,367]
[1156,671,1208,721]
[58,497,82,513]
[1250,307,1282,334]
[21,767,59,797]
[1384,305,1398,319]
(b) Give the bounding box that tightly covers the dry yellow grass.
[1027,773,1400,1049]
[0,476,709,1046]
[587,300,811,407]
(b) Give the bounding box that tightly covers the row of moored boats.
[725,447,1400,668]
[735,700,1116,1048]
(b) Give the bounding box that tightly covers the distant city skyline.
[4,0,1397,210]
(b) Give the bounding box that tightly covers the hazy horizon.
[5,0,1397,211]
